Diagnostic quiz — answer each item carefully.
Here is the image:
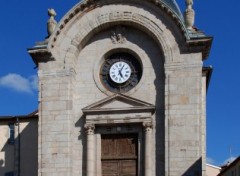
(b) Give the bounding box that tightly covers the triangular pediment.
[82,94,155,115]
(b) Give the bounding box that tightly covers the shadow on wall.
[183,157,202,176]
[75,115,87,176]
[0,118,38,176]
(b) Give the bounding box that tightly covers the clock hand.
[119,70,123,78]
[118,64,125,78]
[120,64,125,72]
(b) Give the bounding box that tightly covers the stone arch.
[47,2,184,66]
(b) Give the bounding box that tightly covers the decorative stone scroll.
[84,123,95,135]
[110,26,126,44]
[143,122,153,133]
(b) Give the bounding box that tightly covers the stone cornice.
[28,41,54,67]
[186,36,213,60]
[82,106,155,115]
[165,61,202,71]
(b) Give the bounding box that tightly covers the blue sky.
[0,0,239,166]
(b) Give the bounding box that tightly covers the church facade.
[1,0,213,175]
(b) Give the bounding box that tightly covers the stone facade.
[0,115,38,176]
[28,0,212,175]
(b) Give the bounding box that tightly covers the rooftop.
[160,0,183,20]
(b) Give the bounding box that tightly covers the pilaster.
[143,122,153,176]
[85,124,96,176]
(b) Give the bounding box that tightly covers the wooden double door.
[101,133,138,176]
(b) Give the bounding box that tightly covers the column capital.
[84,123,95,135]
[143,122,152,133]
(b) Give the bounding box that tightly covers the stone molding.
[46,2,178,66]
[82,94,155,115]
[38,68,76,78]
[48,0,187,48]
[92,42,148,96]
[83,94,155,125]
[164,61,202,71]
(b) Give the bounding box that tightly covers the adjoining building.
[0,112,38,176]
[206,163,221,176]
[218,157,240,176]
[1,0,213,175]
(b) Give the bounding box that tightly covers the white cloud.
[0,73,38,94]
[29,75,38,90]
[207,157,216,165]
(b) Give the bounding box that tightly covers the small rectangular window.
[8,123,15,144]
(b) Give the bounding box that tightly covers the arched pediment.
[49,0,187,47]
[28,0,212,67]
[44,0,185,66]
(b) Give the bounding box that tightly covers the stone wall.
[34,0,207,175]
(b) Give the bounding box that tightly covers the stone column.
[143,122,152,176]
[85,124,95,176]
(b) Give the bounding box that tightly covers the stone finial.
[186,0,193,9]
[184,0,195,30]
[47,8,57,37]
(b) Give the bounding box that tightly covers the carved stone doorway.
[101,133,138,176]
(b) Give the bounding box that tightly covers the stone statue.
[110,26,126,44]
[186,0,193,9]
[184,0,195,30]
[47,8,57,37]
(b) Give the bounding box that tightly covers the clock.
[109,61,131,84]
[100,53,142,93]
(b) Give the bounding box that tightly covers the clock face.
[109,61,131,84]
[100,53,142,93]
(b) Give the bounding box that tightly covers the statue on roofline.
[184,0,195,30]
[47,8,57,37]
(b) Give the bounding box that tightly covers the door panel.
[121,160,137,175]
[102,161,119,175]
[101,134,138,176]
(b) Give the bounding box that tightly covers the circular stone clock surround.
[100,52,142,93]
[94,46,148,96]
